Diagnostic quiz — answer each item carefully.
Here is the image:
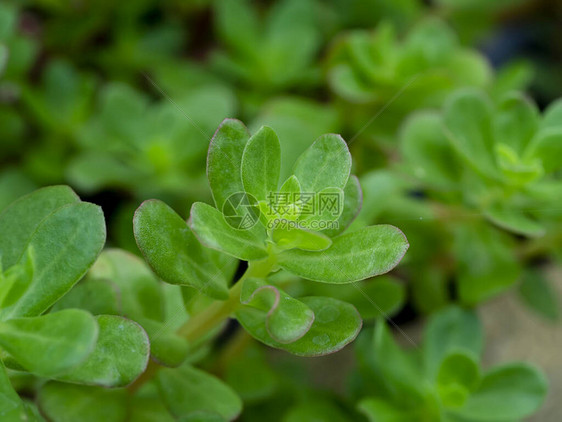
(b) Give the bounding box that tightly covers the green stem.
[128,255,276,393]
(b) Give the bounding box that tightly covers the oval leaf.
[0,202,106,319]
[240,278,314,344]
[277,225,408,283]
[322,175,363,238]
[134,200,229,300]
[207,119,250,210]
[271,226,332,251]
[189,202,267,261]
[0,185,78,269]
[0,309,98,377]
[443,89,497,178]
[293,134,351,193]
[156,365,242,421]
[236,296,362,356]
[38,382,127,422]
[241,126,281,201]
[57,315,149,387]
[453,363,547,421]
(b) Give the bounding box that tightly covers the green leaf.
[249,98,341,180]
[400,111,459,187]
[322,175,362,237]
[0,185,78,269]
[89,250,190,366]
[443,89,497,178]
[57,315,149,387]
[453,364,547,421]
[207,119,250,210]
[156,365,242,421]
[519,270,560,322]
[436,351,480,408]
[241,126,281,201]
[0,361,28,421]
[224,346,277,403]
[359,398,414,422]
[189,202,267,261]
[38,382,127,422]
[525,128,562,173]
[351,277,406,320]
[492,92,539,154]
[0,201,106,319]
[51,278,120,316]
[277,225,408,283]
[364,321,426,402]
[236,296,362,356]
[265,0,320,84]
[214,0,259,55]
[455,223,521,305]
[134,200,230,300]
[129,384,175,422]
[423,306,483,379]
[89,249,165,321]
[271,226,332,251]
[240,278,314,344]
[292,275,405,321]
[138,318,189,368]
[293,134,351,193]
[0,309,97,377]
[484,203,544,237]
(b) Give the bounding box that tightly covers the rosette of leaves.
[401,89,562,238]
[355,306,548,421]
[212,0,321,107]
[67,81,236,201]
[0,186,153,420]
[134,118,409,362]
[399,88,562,305]
[327,18,491,106]
[326,18,492,142]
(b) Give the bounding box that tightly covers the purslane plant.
[327,18,491,106]
[398,88,562,306]
[212,0,321,106]
[0,186,151,420]
[401,89,561,235]
[355,306,548,421]
[67,82,235,200]
[134,118,409,359]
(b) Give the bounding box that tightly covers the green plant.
[0,186,152,419]
[212,0,321,114]
[355,306,548,421]
[133,119,409,357]
[0,1,559,420]
[396,88,562,308]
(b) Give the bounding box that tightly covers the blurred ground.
[479,266,562,421]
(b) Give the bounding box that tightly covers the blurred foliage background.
[1,0,561,420]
